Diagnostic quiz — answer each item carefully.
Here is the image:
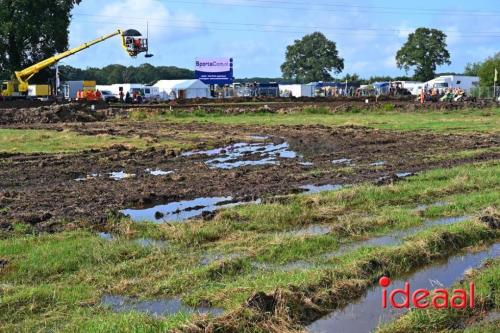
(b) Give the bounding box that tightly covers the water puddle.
[284,225,332,237]
[146,168,173,176]
[74,173,98,182]
[200,252,243,265]
[122,196,244,223]
[98,232,167,247]
[395,172,413,178]
[370,161,386,166]
[109,171,136,180]
[248,135,270,140]
[416,202,449,211]
[332,158,352,165]
[102,295,223,317]
[182,141,299,170]
[308,243,499,333]
[326,216,470,258]
[253,260,315,272]
[76,169,173,182]
[299,161,314,167]
[300,184,344,194]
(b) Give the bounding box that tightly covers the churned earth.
[0,102,498,333]
[0,119,498,231]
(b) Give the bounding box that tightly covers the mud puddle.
[122,196,241,223]
[300,184,344,194]
[183,140,299,170]
[332,158,353,165]
[145,168,174,176]
[308,243,499,333]
[326,216,470,258]
[101,295,223,317]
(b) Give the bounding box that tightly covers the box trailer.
[63,80,96,100]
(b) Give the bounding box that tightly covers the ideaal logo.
[379,276,475,309]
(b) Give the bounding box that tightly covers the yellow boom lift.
[1,29,150,99]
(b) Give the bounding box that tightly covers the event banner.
[195,58,234,85]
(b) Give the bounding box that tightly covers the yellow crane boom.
[14,30,122,92]
[1,28,149,99]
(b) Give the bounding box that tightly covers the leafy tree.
[396,28,451,82]
[281,32,344,83]
[464,62,482,76]
[470,52,500,87]
[0,0,81,82]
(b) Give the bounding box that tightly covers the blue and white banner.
[195,58,234,85]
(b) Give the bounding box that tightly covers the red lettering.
[390,282,410,308]
[382,289,387,308]
[451,290,467,309]
[469,282,475,308]
[412,289,430,308]
[432,289,449,308]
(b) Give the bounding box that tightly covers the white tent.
[279,84,315,97]
[154,79,211,100]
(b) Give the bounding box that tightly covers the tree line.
[59,64,194,85]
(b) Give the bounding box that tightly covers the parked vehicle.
[100,90,118,102]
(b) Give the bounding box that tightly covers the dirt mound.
[0,103,122,124]
[479,207,500,229]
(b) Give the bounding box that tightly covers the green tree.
[464,62,482,76]
[281,32,344,83]
[396,28,451,82]
[474,53,500,87]
[0,0,81,82]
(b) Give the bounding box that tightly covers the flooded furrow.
[307,243,499,333]
[101,295,223,317]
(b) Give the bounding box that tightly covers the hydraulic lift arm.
[2,28,149,97]
[14,30,123,93]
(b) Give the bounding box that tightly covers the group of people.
[419,86,467,103]
[118,90,143,103]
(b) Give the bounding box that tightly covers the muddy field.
[1,100,499,125]
[0,119,498,231]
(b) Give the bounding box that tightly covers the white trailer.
[425,75,479,91]
[279,84,315,97]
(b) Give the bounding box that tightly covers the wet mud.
[0,122,498,230]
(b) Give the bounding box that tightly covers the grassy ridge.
[0,161,498,332]
[130,107,500,133]
[0,129,197,154]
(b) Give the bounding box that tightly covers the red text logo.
[379,276,474,309]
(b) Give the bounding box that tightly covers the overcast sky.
[65,0,500,78]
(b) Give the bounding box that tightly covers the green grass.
[1,161,498,331]
[0,129,193,154]
[134,107,500,133]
